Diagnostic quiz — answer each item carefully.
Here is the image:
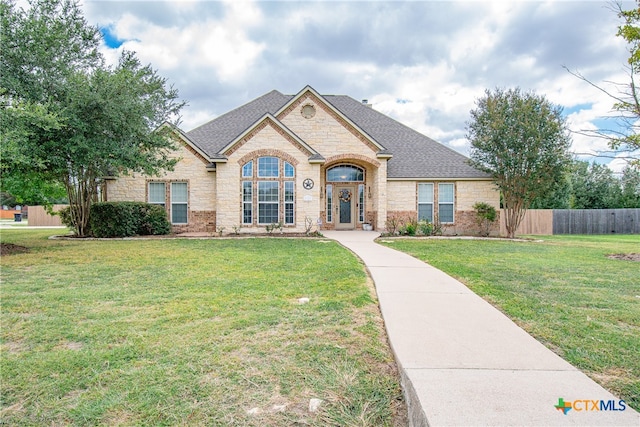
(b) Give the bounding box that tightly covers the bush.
[399,218,417,236]
[473,202,497,237]
[417,220,433,236]
[90,202,170,238]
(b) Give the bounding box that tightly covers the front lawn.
[1,230,405,426]
[379,234,640,411]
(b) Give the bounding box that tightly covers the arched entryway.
[326,164,363,230]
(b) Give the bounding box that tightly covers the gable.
[219,114,322,162]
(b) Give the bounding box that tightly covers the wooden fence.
[553,209,640,235]
[26,205,67,226]
[500,208,640,235]
[500,209,553,236]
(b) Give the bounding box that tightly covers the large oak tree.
[466,88,572,238]
[1,0,185,235]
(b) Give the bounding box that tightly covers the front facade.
[106,86,500,235]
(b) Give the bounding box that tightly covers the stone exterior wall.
[217,121,322,233]
[105,138,217,233]
[384,179,500,235]
[387,181,416,212]
[456,180,500,210]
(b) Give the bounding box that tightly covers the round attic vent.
[301,104,316,119]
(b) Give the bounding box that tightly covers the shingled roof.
[186,89,489,179]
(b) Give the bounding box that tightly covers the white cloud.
[93,1,265,82]
[75,0,638,171]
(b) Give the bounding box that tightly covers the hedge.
[90,202,170,237]
[59,202,171,237]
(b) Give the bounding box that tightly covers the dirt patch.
[607,253,640,262]
[0,243,30,256]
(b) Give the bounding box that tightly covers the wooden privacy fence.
[500,208,640,235]
[553,209,640,235]
[26,205,66,226]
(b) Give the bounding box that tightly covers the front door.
[336,186,355,230]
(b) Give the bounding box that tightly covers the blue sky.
[74,1,639,172]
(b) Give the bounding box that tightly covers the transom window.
[258,157,279,177]
[326,165,364,182]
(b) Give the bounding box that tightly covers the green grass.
[1,230,405,426]
[379,234,640,411]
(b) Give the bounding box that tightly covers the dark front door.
[336,186,355,230]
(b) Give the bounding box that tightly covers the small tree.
[467,88,571,238]
[473,202,497,237]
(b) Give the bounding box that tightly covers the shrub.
[384,214,402,235]
[418,220,433,236]
[90,202,170,238]
[400,218,417,236]
[473,202,497,237]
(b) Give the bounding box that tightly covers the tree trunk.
[504,201,527,239]
[63,168,98,236]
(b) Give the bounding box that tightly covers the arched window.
[242,157,295,226]
[326,165,364,182]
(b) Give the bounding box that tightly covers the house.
[105,86,499,234]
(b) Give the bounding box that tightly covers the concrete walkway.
[324,231,639,427]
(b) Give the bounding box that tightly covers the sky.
[76,0,638,172]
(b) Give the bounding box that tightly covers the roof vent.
[361,99,372,108]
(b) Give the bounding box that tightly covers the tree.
[528,172,571,209]
[1,0,184,235]
[569,160,621,209]
[567,1,640,166]
[618,165,640,207]
[466,88,572,238]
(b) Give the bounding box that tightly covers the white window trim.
[242,181,252,225]
[438,183,455,224]
[417,183,434,222]
[242,161,253,178]
[284,181,295,225]
[148,182,166,208]
[257,181,279,225]
[170,182,188,225]
[257,157,279,178]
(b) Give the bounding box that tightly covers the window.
[242,157,296,225]
[242,181,252,224]
[418,183,433,222]
[438,183,454,223]
[326,185,333,223]
[148,182,166,207]
[171,182,188,224]
[284,161,295,178]
[358,184,365,222]
[284,181,294,224]
[258,181,279,224]
[326,165,364,182]
[258,157,279,178]
[242,161,253,178]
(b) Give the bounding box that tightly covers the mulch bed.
[0,243,30,256]
[607,253,640,262]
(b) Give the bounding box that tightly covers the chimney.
[361,99,372,108]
